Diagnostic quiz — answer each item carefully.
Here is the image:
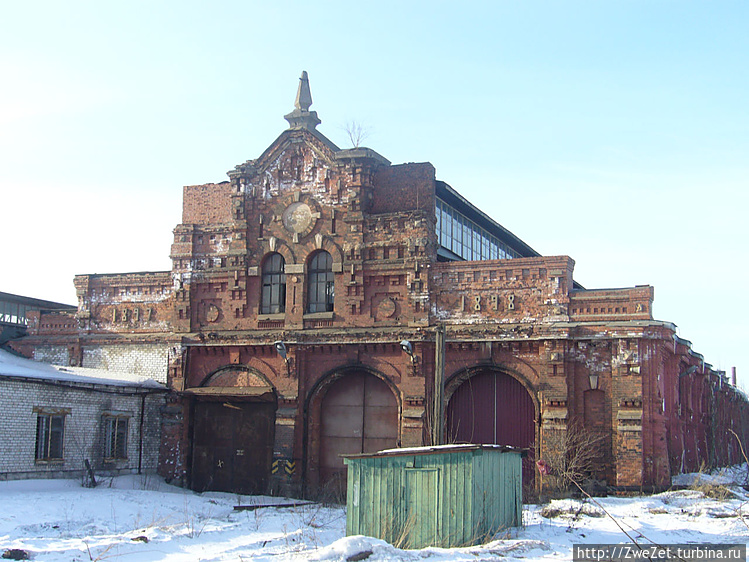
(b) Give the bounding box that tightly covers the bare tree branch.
[542,421,607,492]
[342,120,370,148]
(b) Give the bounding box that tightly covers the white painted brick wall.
[33,346,70,366]
[0,378,165,481]
[82,344,169,383]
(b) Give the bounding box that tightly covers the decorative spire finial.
[294,71,313,112]
[285,71,321,130]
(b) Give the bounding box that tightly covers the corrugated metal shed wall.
[345,446,521,549]
[471,446,522,541]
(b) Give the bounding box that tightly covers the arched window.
[260,253,286,314]
[307,251,334,313]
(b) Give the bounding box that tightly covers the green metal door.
[404,468,440,548]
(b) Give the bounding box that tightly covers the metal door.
[446,370,536,484]
[319,372,398,491]
[192,401,276,494]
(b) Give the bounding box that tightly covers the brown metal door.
[192,401,276,494]
[446,370,536,484]
[319,372,398,490]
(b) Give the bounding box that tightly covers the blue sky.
[2,1,747,384]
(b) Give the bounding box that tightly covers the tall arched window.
[261,253,286,314]
[307,251,334,313]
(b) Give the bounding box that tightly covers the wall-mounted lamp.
[400,340,417,364]
[589,374,599,390]
[274,340,291,376]
[679,365,698,378]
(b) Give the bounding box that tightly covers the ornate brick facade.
[11,72,748,494]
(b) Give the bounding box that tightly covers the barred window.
[261,253,286,314]
[307,251,334,313]
[35,414,65,461]
[104,416,129,460]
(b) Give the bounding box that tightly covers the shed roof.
[0,291,76,310]
[343,443,522,459]
[0,348,165,390]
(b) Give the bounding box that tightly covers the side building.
[0,291,76,345]
[0,348,165,481]
[10,73,748,494]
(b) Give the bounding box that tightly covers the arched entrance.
[190,366,277,494]
[317,371,399,494]
[446,369,536,484]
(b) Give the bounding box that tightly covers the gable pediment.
[232,128,339,178]
[228,128,342,198]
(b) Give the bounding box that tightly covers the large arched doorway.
[190,366,277,494]
[318,371,399,495]
[446,369,536,485]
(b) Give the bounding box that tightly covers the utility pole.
[433,324,445,445]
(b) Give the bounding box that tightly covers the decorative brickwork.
[11,73,748,494]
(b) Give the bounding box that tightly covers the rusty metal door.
[319,372,398,492]
[192,401,276,494]
[446,370,535,484]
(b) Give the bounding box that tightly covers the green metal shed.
[343,444,522,549]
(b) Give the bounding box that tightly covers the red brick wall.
[371,163,436,214]
[569,286,654,322]
[73,272,175,334]
[431,256,575,324]
[25,310,78,336]
[182,183,233,224]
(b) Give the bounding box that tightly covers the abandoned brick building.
[10,72,748,494]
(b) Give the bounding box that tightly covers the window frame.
[260,252,287,315]
[436,198,521,261]
[35,412,66,463]
[307,250,335,313]
[103,415,129,461]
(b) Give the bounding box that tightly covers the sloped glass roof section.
[435,181,539,262]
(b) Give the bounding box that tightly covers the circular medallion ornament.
[282,202,314,234]
[377,297,397,319]
[206,303,220,323]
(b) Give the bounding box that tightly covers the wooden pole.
[433,324,445,446]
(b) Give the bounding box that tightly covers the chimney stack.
[732,366,737,387]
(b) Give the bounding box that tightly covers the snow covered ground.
[1,467,747,561]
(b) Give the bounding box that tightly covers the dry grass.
[696,483,733,501]
[687,463,736,502]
